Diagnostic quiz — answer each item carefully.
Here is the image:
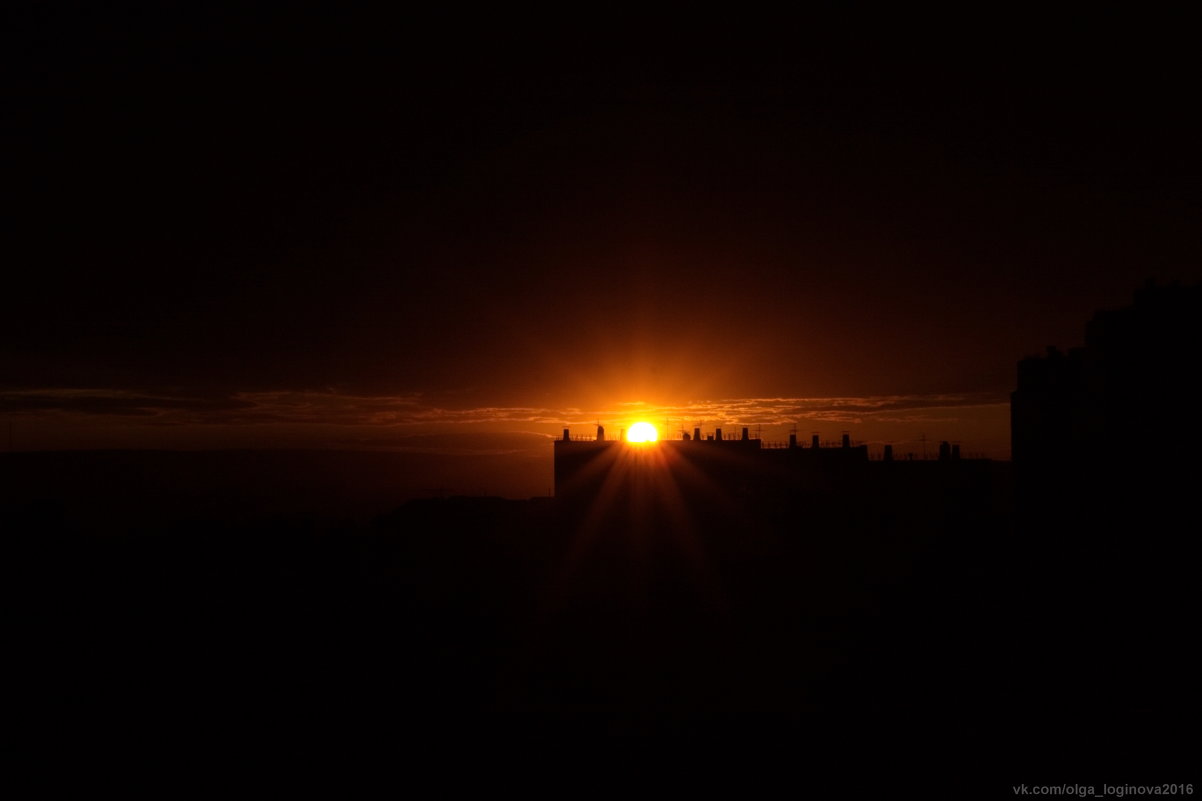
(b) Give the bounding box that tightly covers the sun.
[627,421,659,443]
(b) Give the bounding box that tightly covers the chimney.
[562,428,570,441]
[811,434,820,449]
[741,427,749,441]
[841,433,850,449]
[884,444,894,462]
[596,425,605,442]
[716,428,723,441]
[939,441,951,461]
[693,427,701,442]
[788,433,797,449]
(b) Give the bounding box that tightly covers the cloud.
[554,395,1009,428]
[0,389,255,417]
[1,388,1006,429]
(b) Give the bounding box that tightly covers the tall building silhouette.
[1012,280,1202,541]
[1008,281,1200,741]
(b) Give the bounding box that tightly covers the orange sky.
[3,389,1010,460]
[6,11,1200,489]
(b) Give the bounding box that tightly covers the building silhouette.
[1012,279,1202,542]
[552,422,1004,539]
[555,425,871,499]
[1007,280,1201,746]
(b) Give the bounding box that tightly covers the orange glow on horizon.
[627,421,659,443]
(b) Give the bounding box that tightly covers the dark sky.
[4,7,1200,452]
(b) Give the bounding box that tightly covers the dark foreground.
[2,452,1196,790]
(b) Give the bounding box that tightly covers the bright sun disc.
[627,422,658,443]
